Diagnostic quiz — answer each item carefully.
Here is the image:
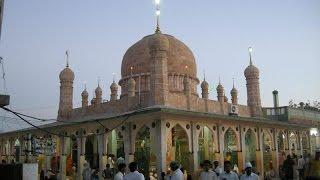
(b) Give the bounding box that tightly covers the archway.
[85,135,98,169]
[224,128,238,167]
[277,131,287,153]
[135,126,156,178]
[262,131,272,172]
[245,129,256,165]
[198,126,215,164]
[289,132,298,157]
[107,130,124,161]
[301,132,309,155]
[66,135,77,176]
[167,124,189,172]
[14,139,21,163]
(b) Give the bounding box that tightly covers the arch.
[107,129,124,160]
[289,131,298,155]
[134,125,154,178]
[277,131,287,152]
[167,124,190,173]
[224,128,238,167]
[198,126,216,164]
[245,129,256,164]
[300,132,309,154]
[66,135,78,176]
[262,130,273,172]
[85,135,98,169]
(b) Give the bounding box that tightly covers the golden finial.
[248,47,253,66]
[65,50,69,67]
[155,0,161,33]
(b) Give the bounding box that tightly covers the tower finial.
[219,75,221,85]
[203,70,206,81]
[248,47,253,66]
[112,73,116,83]
[65,50,69,67]
[155,0,161,33]
[97,77,101,87]
[232,77,235,88]
[84,81,87,90]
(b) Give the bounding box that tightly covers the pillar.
[218,125,224,165]
[27,133,32,162]
[258,129,264,179]
[155,119,167,178]
[275,131,280,175]
[59,136,69,180]
[191,122,198,172]
[77,136,86,180]
[123,123,134,165]
[241,129,246,168]
[97,132,106,180]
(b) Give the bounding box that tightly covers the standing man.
[124,162,145,180]
[200,160,217,180]
[167,161,184,180]
[114,163,126,180]
[282,155,295,180]
[240,163,259,180]
[103,164,114,180]
[297,155,305,180]
[306,149,320,179]
[219,161,239,180]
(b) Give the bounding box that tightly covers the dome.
[216,84,224,92]
[244,65,259,78]
[201,80,209,89]
[121,34,197,78]
[95,85,102,94]
[59,67,74,81]
[81,89,88,97]
[231,87,238,94]
[110,82,118,90]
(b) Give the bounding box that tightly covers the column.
[97,132,104,180]
[191,122,198,172]
[59,136,69,180]
[258,129,264,179]
[237,126,244,171]
[155,119,167,178]
[27,133,32,162]
[77,135,86,180]
[44,137,52,173]
[241,128,246,168]
[275,130,280,175]
[219,125,225,166]
[123,123,134,165]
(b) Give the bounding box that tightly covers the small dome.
[95,86,102,94]
[231,87,238,94]
[90,98,95,105]
[81,89,88,97]
[110,82,118,90]
[244,65,259,78]
[128,77,136,87]
[201,80,209,89]
[216,84,224,92]
[59,67,74,81]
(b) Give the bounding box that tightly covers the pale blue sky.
[0,0,319,131]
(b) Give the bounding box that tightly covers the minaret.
[128,68,136,97]
[231,79,238,105]
[58,51,74,119]
[110,76,118,101]
[148,24,169,105]
[81,84,88,107]
[95,78,102,104]
[201,74,209,99]
[216,78,224,103]
[244,47,262,117]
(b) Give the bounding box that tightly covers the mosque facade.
[0,28,319,179]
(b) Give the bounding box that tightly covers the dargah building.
[0,26,319,180]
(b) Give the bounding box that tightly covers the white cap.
[245,162,253,169]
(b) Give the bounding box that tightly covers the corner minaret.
[58,51,74,119]
[216,78,224,103]
[110,77,118,101]
[148,29,169,105]
[201,74,209,99]
[81,84,88,107]
[95,79,102,104]
[231,79,238,105]
[244,47,262,117]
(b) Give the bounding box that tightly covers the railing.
[263,106,320,122]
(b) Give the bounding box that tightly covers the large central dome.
[121,34,197,78]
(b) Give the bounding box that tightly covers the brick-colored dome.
[121,34,197,78]
[59,67,74,82]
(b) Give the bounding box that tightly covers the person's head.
[106,164,110,169]
[213,161,219,168]
[287,155,291,159]
[170,161,179,171]
[300,155,303,158]
[129,162,138,172]
[245,162,252,176]
[202,160,212,171]
[118,163,126,173]
[224,161,231,173]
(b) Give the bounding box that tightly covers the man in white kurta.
[240,163,259,180]
[200,160,218,180]
[124,162,145,180]
[114,163,126,180]
[167,161,184,180]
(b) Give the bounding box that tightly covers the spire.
[219,75,221,85]
[97,77,101,87]
[154,0,161,33]
[112,73,116,83]
[232,77,235,88]
[248,47,253,66]
[65,50,69,67]
[203,70,206,81]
